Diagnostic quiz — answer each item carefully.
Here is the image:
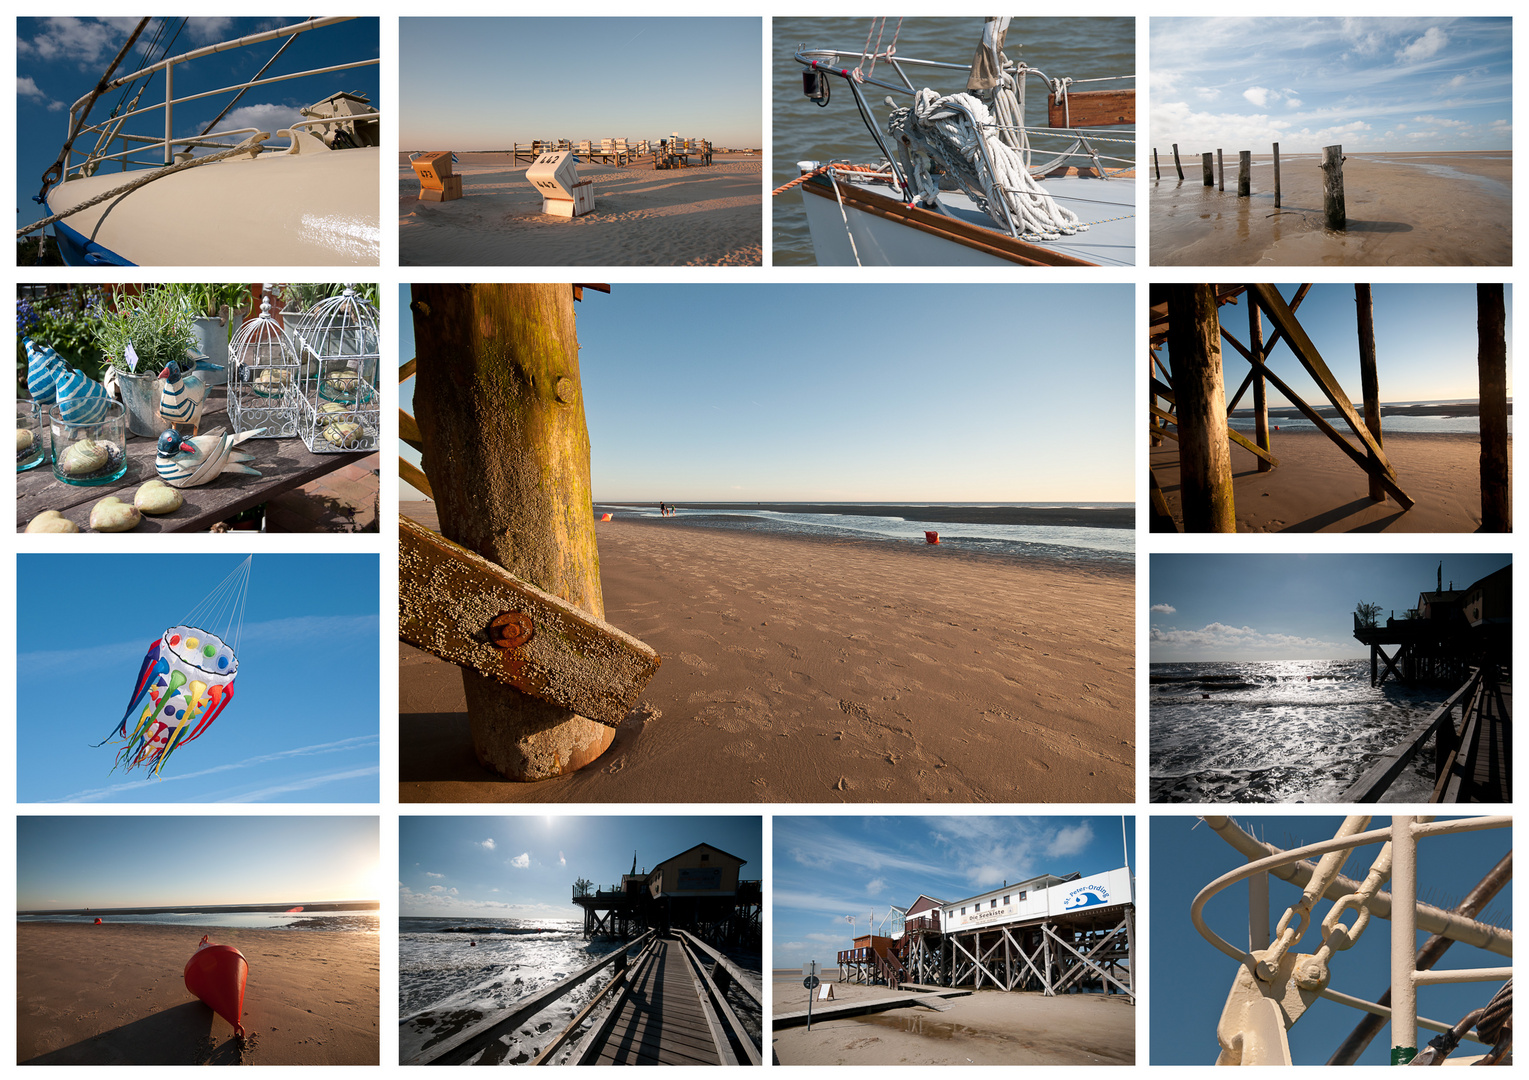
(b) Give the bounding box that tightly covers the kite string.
[180,556,252,646]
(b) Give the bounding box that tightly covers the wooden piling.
[1321,144,1346,230]
[1477,284,1510,531]
[1217,149,1224,191]
[411,283,617,780]
[1272,143,1281,207]
[1153,147,1160,180]
[1201,153,1214,186]
[1355,284,1384,502]
[1249,303,1271,474]
[1172,142,1183,180]
[1168,284,1235,532]
[1238,151,1251,197]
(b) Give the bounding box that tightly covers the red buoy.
[93,917,102,925]
[924,531,941,544]
[184,935,248,1036]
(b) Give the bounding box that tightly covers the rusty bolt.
[487,612,534,649]
[554,376,576,403]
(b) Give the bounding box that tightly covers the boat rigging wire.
[36,18,151,201]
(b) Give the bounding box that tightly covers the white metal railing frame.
[1192,815,1512,1061]
[62,17,378,177]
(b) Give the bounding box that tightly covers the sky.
[399,19,761,149]
[1150,553,1511,662]
[17,17,380,229]
[1151,18,1512,153]
[399,816,762,921]
[1151,814,1512,1065]
[17,554,380,803]
[18,815,380,910]
[399,283,1134,502]
[773,816,1135,969]
[1155,284,1513,409]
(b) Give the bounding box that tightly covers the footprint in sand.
[678,652,714,673]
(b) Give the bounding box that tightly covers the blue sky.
[773,816,1135,969]
[17,554,380,803]
[1156,284,1512,409]
[1151,815,1512,1065]
[1152,18,1512,153]
[399,284,1134,502]
[1150,553,1511,662]
[400,816,762,920]
[17,17,380,228]
[18,816,380,910]
[399,19,761,149]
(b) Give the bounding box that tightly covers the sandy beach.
[17,923,379,1065]
[1150,151,1511,265]
[399,151,761,266]
[401,512,1134,803]
[1150,429,1508,533]
[771,980,1134,1065]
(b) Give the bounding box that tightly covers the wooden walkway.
[1440,676,1511,803]
[592,939,721,1065]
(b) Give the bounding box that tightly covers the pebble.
[90,496,142,532]
[323,422,364,448]
[25,510,79,533]
[134,480,184,515]
[18,428,35,451]
[58,439,108,476]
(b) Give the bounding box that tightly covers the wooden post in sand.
[1153,148,1160,180]
[1273,143,1281,207]
[1321,145,1346,229]
[1217,149,1224,191]
[1248,302,1272,474]
[1477,284,1510,531]
[1238,151,1251,196]
[1168,285,1235,532]
[1172,143,1183,180]
[1201,153,1214,186]
[1355,284,1384,502]
[411,283,616,780]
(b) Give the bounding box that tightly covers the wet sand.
[771,981,1134,1065]
[16,923,379,1065]
[399,151,761,266]
[1149,429,1507,532]
[400,510,1134,804]
[1150,151,1510,265]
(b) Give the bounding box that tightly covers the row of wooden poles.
[1154,142,1347,230]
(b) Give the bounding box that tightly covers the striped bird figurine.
[24,338,68,404]
[53,365,112,425]
[155,427,266,488]
[157,358,211,434]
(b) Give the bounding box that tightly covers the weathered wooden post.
[1153,148,1160,180]
[1238,151,1251,196]
[411,283,619,780]
[1172,143,1183,180]
[1355,284,1384,502]
[1168,284,1235,532]
[1477,283,1510,531]
[1201,153,1214,186]
[1248,301,1271,474]
[1217,149,1224,191]
[1321,144,1346,229]
[1272,143,1281,207]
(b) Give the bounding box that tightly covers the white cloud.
[1046,822,1095,857]
[1397,27,1448,64]
[509,852,530,869]
[18,76,47,100]
[1150,622,1345,653]
[1286,98,1302,109]
[1194,87,1219,102]
[19,17,137,65]
[424,871,444,879]
[1243,86,1272,108]
[1151,603,1177,615]
[428,885,447,893]
[480,838,496,851]
[866,877,885,895]
[558,851,566,867]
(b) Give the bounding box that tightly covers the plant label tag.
[125,342,140,372]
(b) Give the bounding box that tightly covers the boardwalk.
[1440,676,1511,803]
[593,939,721,1065]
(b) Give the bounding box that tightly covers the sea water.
[1150,658,1453,802]
[400,917,614,1064]
[773,16,1135,265]
[596,503,1133,564]
[1229,399,1512,437]
[17,907,379,931]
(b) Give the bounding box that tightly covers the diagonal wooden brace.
[399,515,660,727]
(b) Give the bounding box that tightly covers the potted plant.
[92,286,199,437]
[172,283,251,386]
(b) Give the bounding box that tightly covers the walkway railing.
[1341,669,1483,802]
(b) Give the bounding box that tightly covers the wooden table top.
[18,388,371,533]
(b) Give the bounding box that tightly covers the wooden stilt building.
[571,842,761,950]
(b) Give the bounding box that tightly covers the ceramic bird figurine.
[157,358,211,434]
[53,365,112,425]
[24,338,68,403]
[155,427,266,488]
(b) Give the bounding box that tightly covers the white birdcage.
[293,285,380,454]
[227,286,300,438]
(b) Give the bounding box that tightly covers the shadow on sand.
[23,1001,243,1065]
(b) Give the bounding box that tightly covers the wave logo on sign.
[1062,884,1110,910]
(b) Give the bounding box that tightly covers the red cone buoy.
[94,917,102,925]
[184,935,248,1036]
[924,531,940,544]
[600,513,612,521]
